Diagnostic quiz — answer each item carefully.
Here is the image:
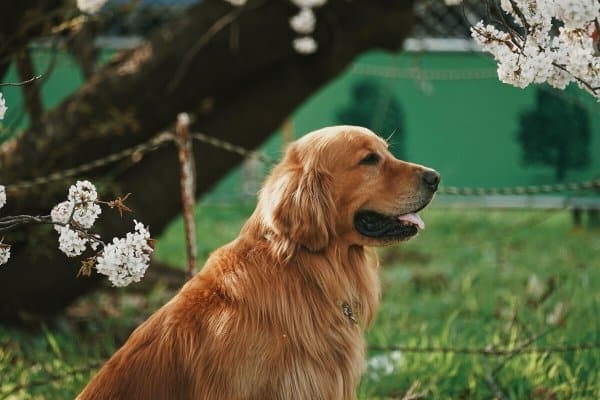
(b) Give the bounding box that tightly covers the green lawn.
[1,205,599,399]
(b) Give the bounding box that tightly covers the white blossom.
[0,246,9,266]
[0,176,152,285]
[546,66,572,89]
[68,180,98,204]
[293,36,318,54]
[65,180,101,228]
[0,93,6,120]
[290,8,316,34]
[546,301,567,325]
[51,201,74,231]
[72,202,101,229]
[222,0,326,52]
[499,0,513,14]
[552,0,600,29]
[0,243,10,266]
[291,0,327,8]
[51,182,102,231]
[0,185,6,209]
[95,220,153,287]
[90,236,101,251]
[526,274,545,300]
[76,0,108,14]
[471,2,600,99]
[367,351,403,380]
[57,226,89,257]
[52,181,103,256]
[223,0,247,6]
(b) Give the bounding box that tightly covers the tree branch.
[0,0,416,319]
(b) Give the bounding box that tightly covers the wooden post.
[175,113,198,279]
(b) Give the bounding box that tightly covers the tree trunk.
[0,0,415,320]
[0,0,68,81]
[15,49,44,131]
[66,20,100,79]
[556,151,566,182]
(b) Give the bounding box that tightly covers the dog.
[78,125,439,400]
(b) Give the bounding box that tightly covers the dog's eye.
[359,153,380,166]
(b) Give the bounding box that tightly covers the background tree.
[517,89,591,182]
[336,79,405,158]
[0,0,416,320]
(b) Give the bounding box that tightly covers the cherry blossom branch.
[490,1,525,43]
[0,214,51,231]
[0,74,44,120]
[506,0,530,32]
[0,214,108,254]
[552,61,600,95]
[451,0,600,99]
[492,0,600,96]
[0,182,153,287]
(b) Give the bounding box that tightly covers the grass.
[1,205,599,399]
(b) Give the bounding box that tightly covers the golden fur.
[78,126,437,400]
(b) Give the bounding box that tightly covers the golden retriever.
[78,125,439,400]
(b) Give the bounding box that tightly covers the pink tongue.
[397,213,425,230]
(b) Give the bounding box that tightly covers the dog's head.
[258,126,439,252]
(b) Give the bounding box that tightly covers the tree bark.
[66,21,100,79]
[0,0,67,80]
[0,0,415,320]
[15,49,44,131]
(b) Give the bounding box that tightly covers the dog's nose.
[422,169,440,192]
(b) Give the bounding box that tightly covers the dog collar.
[342,302,358,324]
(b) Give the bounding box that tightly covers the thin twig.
[167,7,245,93]
[0,214,50,230]
[480,325,556,399]
[0,74,42,87]
[482,360,509,400]
[552,61,600,95]
[400,380,428,400]
[0,208,105,248]
[492,326,556,377]
[508,0,530,31]
[490,0,525,42]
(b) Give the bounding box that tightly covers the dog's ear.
[260,147,334,252]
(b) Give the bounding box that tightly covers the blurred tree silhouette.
[517,89,591,182]
[0,0,416,319]
[336,79,405,158]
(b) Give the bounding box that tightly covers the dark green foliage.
[517,89,591,181]
[336,79,405,158]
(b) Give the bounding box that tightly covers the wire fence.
[4,132,174,192]
[2,338,596,399]
[4,129,600,198]
[2,128,599,398]
[368,341,600,357]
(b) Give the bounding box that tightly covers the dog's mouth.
[354,209,426,241]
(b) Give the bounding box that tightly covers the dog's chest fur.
[77,237,381,400]
[181,239,381,400]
